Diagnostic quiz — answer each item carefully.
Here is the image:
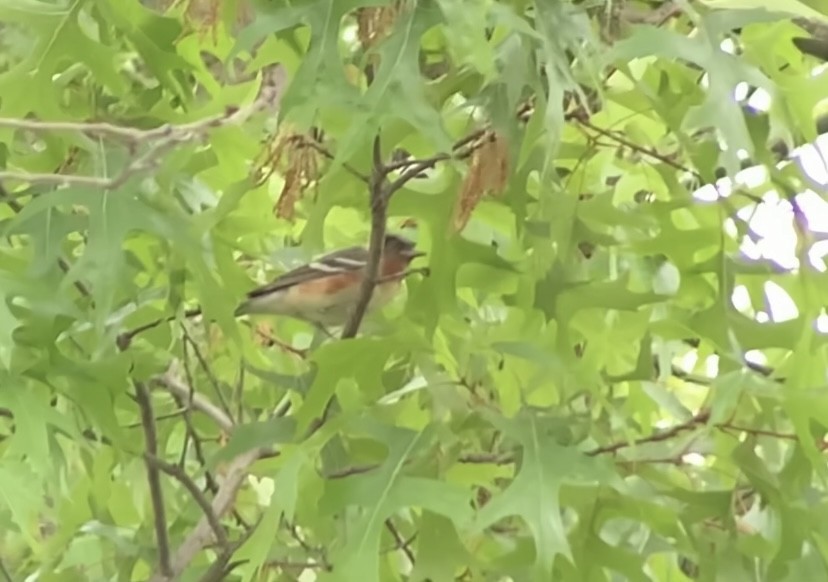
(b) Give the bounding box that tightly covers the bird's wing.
[245,245,369,298]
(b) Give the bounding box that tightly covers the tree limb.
[145,453,229,550]
[134,380,173,577]
[0,64,286,189]
[340,134,389,340]
[148,447,264,581]
[152,363,235,433]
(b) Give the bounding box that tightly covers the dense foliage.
[3,0,828,580]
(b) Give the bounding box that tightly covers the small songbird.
[234,233,425,327]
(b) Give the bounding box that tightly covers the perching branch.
[0,64,286,189]
[340,134,389,340]
[134,381,173,578]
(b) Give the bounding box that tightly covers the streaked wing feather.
[245,245,368,298]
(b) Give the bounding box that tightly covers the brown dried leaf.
[274,165,304,220]
[253,128,321,220]
[356,1,404,50]
[251,131,289,186]
[482,132,509,196]
[453,154,486,232]
[451,131,510,232]
[180,0,221,44]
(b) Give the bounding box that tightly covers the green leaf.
[410,511,470,581]
[332,1,451,172]
[319,422,472,581]
[475,411,614,576]
[0,459,43,549]
[294,338,397,434]
[0,377,62,476]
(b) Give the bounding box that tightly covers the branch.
[0,64,287,189]
[152,363,235,433]
[134,381,172,577]
[341,134,389,340]
[250,326,308,359]
[116,307,203,350]
[586,410,711,457]
[167,387,251,531]
[300,136,370,183]
[145,453,229,550]
[149,446,264,581]
[382,130,482,189]
[575,117,702,179]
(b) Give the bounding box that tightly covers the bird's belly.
[310,282,399,325]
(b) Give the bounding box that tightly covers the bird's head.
[383,233,425,263]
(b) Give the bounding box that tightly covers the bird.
[234,233,425,328]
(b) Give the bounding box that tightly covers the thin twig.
[180,325,234,421]
[116,307,203,350]
[301,138,370,183]
[384,519,416,567]
[133,381,173,577]
[235,363,245,424]
[264,559,332,572]
[168,388,251,530]
[385,157,447,198]
[179,335,200,467]
[251,326,308,358]
[122,408,188,429]
[145,453,229,550]
[615,456,689,468]
[195,516,262,582]
[286,522,323,559]
[575,117,701,179]
[457,452,514,465]
[586,410,711,456]
[325,462,386,479]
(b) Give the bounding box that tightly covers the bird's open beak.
[403,249,426,259]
